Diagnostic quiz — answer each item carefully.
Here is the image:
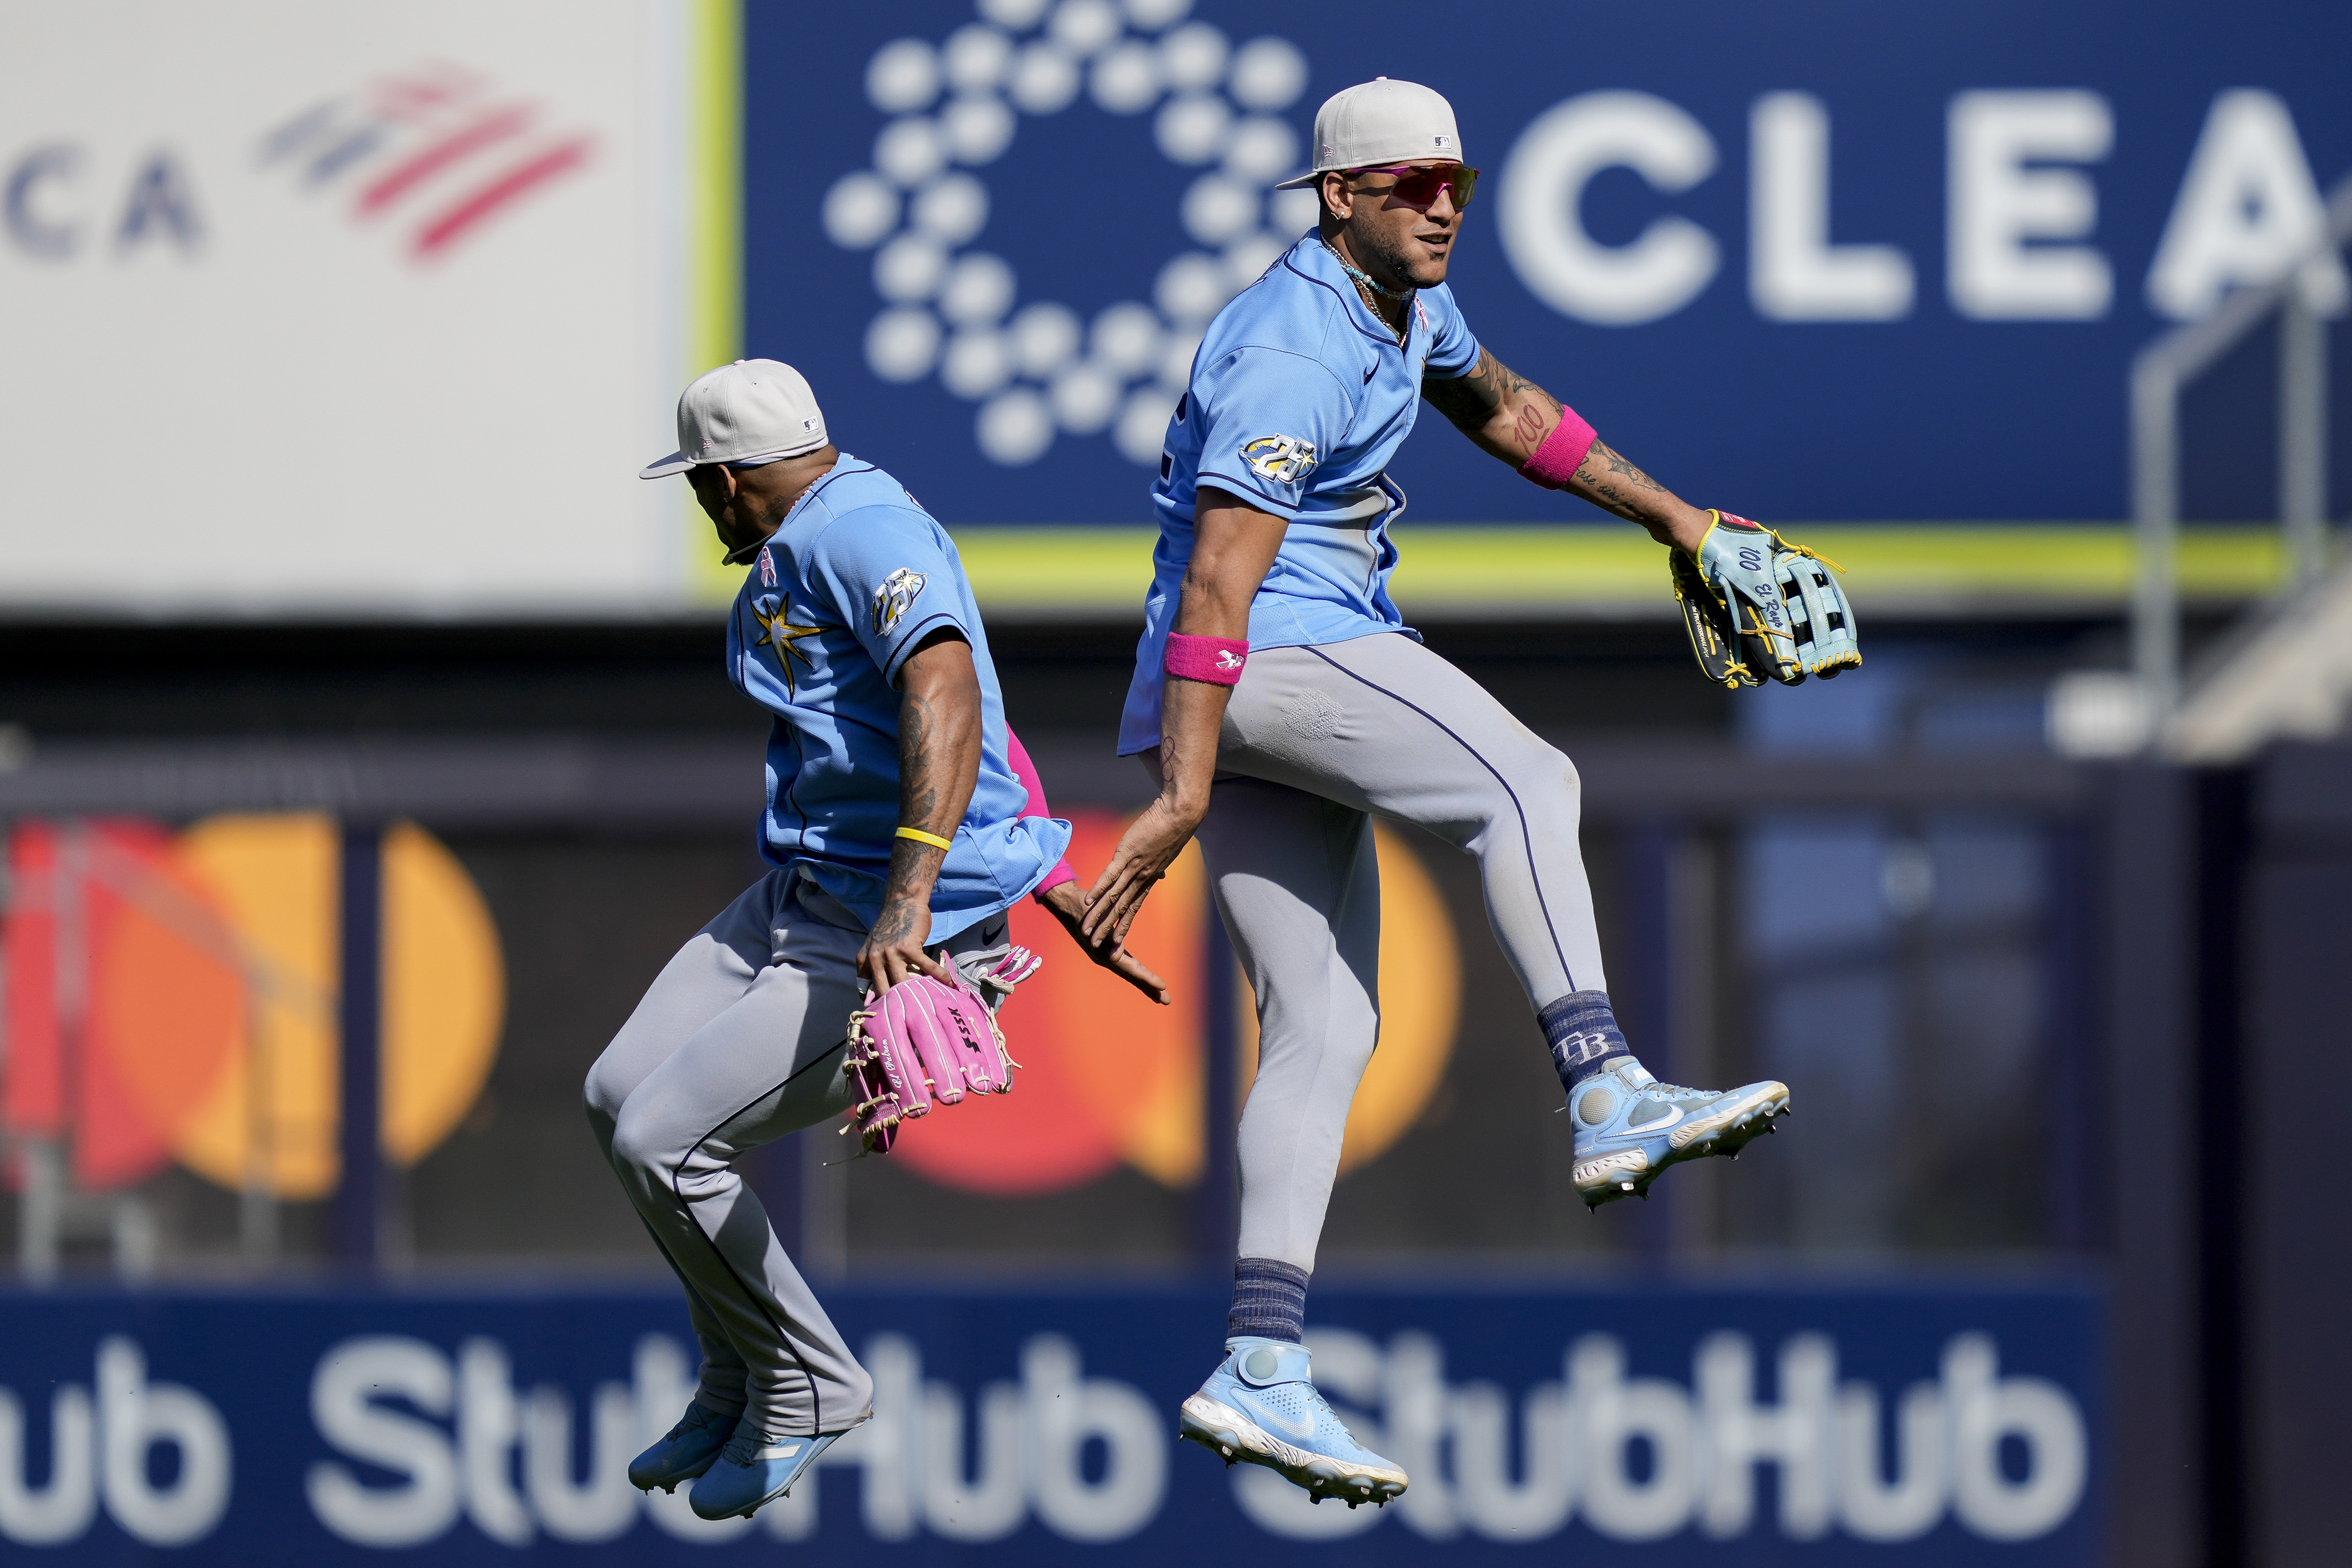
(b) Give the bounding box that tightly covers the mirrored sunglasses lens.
[1392,166,1477,209]
[1391,169,1444,205]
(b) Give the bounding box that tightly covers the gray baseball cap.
[1272,77,1464,190]
[640,358,829,478]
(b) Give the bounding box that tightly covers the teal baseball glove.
[1670,510,1861,688]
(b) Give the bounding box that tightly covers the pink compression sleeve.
[1516,405,1599,490]
[1004,727,1077,898]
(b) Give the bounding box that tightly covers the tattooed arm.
[857,628,983,993]
[1422,347,1715,550]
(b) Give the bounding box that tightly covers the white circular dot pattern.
[832,3,1313,467]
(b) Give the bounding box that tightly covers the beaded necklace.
[1322,237,1410,345]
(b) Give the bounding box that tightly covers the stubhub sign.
[0,1282,2098,1563]
[761,0,2352,525]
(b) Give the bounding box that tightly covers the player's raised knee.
[1504,737,1581,818]
[1552,746,1582,810]
[606,1100,672,1185]
[581,1047,633,1129]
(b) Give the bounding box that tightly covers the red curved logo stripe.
[412,136,594,258]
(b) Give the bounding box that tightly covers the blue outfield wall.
[758,0,2352,528]
[0,1280,2098,1563]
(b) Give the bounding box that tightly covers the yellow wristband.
[895,826,954,852]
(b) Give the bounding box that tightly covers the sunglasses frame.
[1339,161,1480,211]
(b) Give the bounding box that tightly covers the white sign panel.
[0,0,704,617]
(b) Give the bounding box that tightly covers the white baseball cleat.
[1569,1057,1789,1208]
[1178,1337,1407,1508]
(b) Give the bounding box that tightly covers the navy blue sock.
[1540,990,1631,1092]
[1227,1257,1309,1342]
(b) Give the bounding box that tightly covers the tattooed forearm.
[868,873,928,942]
[1566,439,1672,521]
[1561,438,1715,545]
[874,632,984,924]
[1592,441,1666,493]
[875,692,948,945]
[897,690,942,830]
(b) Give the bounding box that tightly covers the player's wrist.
[1154,785,1211,825]
[873,884,936,931]
[1663,504,1716,553]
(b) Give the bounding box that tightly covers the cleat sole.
[1179,1395,1409,1500]
[1666,1082,1790,1153]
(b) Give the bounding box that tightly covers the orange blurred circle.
[883,811,1206,1196]
[879,812,1459,1196]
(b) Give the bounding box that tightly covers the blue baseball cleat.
[687,1429,846,1520]
[1571,1057,1789,1208]
[627,1400,738,1493]
[1179,1337,1407,1508]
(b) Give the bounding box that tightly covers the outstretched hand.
[1079,795,1202,955]
[1039,880,1170,1004]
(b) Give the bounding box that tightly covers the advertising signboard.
[0,0,723,616]
[6,0,2341,617]
[0,1281,2099,1564]
[766,0,2352,533]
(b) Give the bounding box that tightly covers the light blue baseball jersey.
[727,453,1070,944]
[1117,230,1482,754]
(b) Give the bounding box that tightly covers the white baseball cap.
[1273,78,1464,190]
[639,358,829,478]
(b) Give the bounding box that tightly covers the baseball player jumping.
[1083,79,1861,1505]
[587,360,1164,1523]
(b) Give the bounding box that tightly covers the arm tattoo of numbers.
[1423,348,1557,426]
[1512,401,1551,451]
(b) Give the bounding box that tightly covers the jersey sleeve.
[803,505,973,683]
[1420,285,1482,379]
[1004,726,1078,898]
[1189,346,1356,518]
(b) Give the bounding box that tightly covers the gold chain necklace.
[1323,238,1409,345]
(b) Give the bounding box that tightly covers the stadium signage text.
[1500,86,2346,328]
[0,1320,2088,1555]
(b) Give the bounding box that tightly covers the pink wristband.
[1516,406,1598,490]
[1165,632,1248,686]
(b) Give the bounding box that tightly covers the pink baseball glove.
[842,947,1041,1154]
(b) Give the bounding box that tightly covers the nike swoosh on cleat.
[1250,1402,1320,1441]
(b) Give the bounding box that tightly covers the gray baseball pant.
[1197,631,1606,1271]
[584,866,1009,1441]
